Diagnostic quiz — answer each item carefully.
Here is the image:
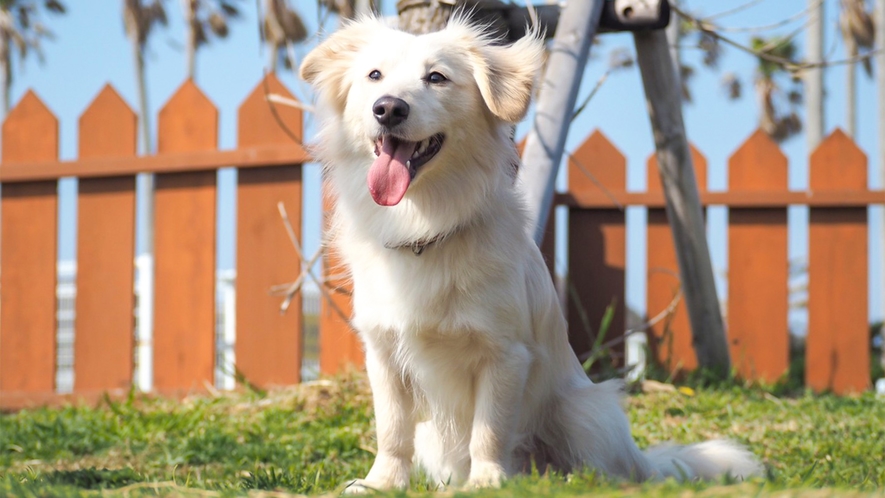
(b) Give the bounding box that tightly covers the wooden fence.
[545,129,882,395]
[0,79,882,410]
[0,77,308,410]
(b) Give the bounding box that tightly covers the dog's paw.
[341,479,381,494]
[466,461,506,489]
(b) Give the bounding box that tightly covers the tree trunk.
[396,0,455,34]
[130,33,155,277]
[517,0,606,243]
[844,33,857,138]
[0,30,9,120]
[633,29,730,375]
[806,0,825,150]
[184,0,197,80]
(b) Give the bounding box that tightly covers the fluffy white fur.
[299,17,762,491]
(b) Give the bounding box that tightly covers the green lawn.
[1,372,884,497]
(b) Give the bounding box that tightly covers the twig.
[571,70,611,123]
[277,202,355,327]
[704,0,767,21]
[261,68,305,145]
[266,93,315,113]
[705,0,821,33]
[673,4,880,73]
[597,282,683,354]
[566,151,624,211]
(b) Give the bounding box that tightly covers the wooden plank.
[566,130,625,364]
[0,90,59,402]
[235,74,303,387]
[646,144,707,374]
[0,144,309,183]
[153,80,217,391]
[319,188,363,375]
[807,129,869,394]
[727,129,789,383]
[75,84,138,392]
[556,190,885,209]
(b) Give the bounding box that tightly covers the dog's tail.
[642,439,763,481]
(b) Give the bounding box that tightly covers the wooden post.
[153,80,218,392]
[319,188,364,375]
[633,29,730,375]
[806,129,869,394]
[0,91,59,409]
[566,130,626,365]
[74,85,138,394]
[727,130,789,383]
[236,74,304,387]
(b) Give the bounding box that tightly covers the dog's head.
[300,17,545,207]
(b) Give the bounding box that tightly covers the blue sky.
[5,0,883,327]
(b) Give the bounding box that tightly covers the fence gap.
[235,74,303,387]
[0,90,59,409]
[807,129,869,394]
[74,84,138,394]
[646,144,707,375]
[153,80,218,392]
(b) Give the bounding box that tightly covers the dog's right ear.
[300,20,378,111]
[466,28,546,124]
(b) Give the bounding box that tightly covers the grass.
[2,371,884,497]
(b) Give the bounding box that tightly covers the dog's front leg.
[346,345,415,494]
[467,342,532,488]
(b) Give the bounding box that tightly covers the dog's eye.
[368,70,382,81]
[425,72,448,84]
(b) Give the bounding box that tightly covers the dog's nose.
[373,96,410,127]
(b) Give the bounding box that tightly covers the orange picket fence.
[0,79,882,410]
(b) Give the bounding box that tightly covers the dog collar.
[384,233,448,256]
[383,225,462,256]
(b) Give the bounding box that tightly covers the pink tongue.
[367,137,418,206]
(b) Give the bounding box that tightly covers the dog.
[299,16,762,491]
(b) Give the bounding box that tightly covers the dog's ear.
[469,32,545,124]
[300,19,379,111]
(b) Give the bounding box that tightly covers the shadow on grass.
[36,467,144,490]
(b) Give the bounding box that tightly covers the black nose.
[373,96,410,127]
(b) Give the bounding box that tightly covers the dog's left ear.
[300,19,380,111]
[470,32,546,124]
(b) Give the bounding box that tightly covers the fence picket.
[566,130,626,365]
[807,129,869,394]
[319,188,363,374]
[0,91,59,409]
[646,144,707,374]
[153,80,218,391]
[727,129,789,383]
[74,84,137,393]
[236,74,303,386]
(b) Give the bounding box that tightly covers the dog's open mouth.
[367,133,445,206]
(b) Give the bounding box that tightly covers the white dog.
[300,16,761,491]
